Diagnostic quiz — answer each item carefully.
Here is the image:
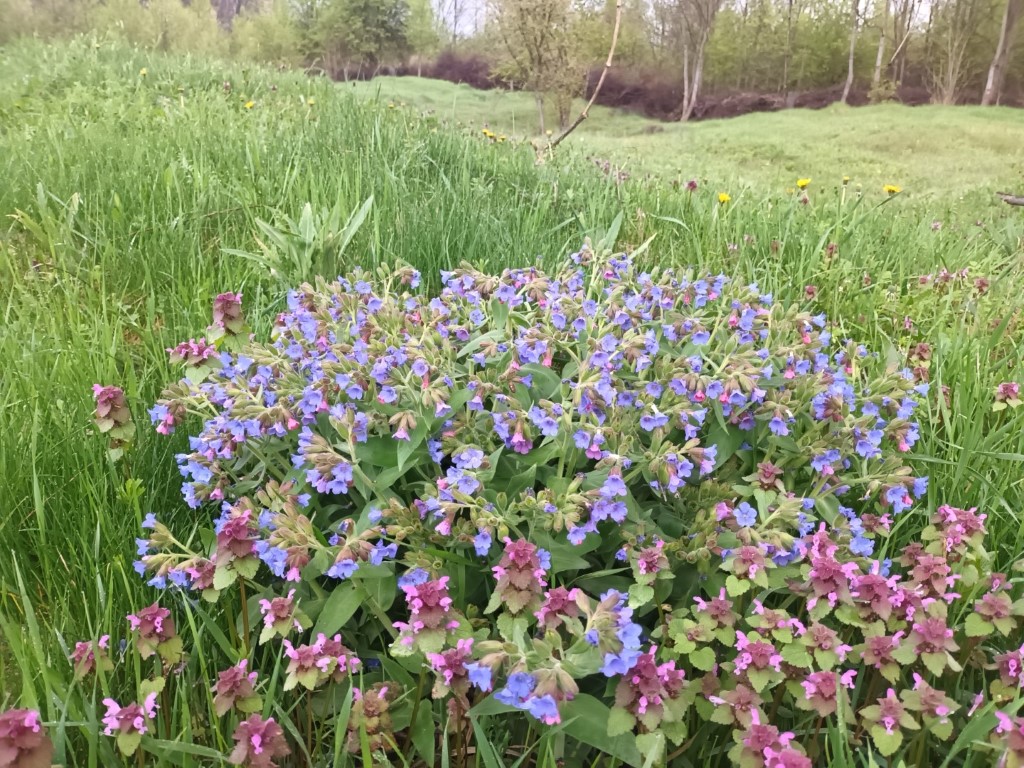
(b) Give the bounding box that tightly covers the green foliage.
[0,38,1023,767]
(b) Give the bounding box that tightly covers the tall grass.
[1,37,1023,765]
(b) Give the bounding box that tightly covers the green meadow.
[2,37,1024,765]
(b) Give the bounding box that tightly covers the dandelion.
[797,178,811,189]
[139,67,147,77]
[884,184,902,195]
[244,101,255,110]
[718,192,731,204]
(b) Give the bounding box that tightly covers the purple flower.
[494,672,537,707]
[466,663,493,691]
[398,568,430,588]
[525,694,561,724]
[735,502,758,527]
[474,529,492,556]
[326,560,359,580]
[369,541,398,566]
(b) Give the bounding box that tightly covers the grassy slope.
[1,39,1024,762]
[348,76,1024,200]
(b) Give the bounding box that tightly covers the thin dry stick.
[997,192,1024,207]
[548,0,624,151]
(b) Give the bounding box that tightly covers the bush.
[13,244,1024,766]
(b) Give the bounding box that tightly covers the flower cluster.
[73,247,1023,765]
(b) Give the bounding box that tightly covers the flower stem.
[239,579,251,655]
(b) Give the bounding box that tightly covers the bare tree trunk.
[872,0,889,88]
[783,0,795,93]
[842,0,861,102]
[982,0,1023,105]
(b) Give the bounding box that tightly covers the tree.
[308,0,410,78]
[655,0,724,120]
[927,0,986,103]
[981,0,1023,104]
[842,0,861,102]
[406,0,441,73]
[489,0,583,133]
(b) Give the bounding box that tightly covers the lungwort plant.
[15,243,1024,767]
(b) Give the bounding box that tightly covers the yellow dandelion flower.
[884,184,902,195]
[498,135,507,142]
[797,178,811,190]
[244,100,255,110]
[307,97,316,106]
[718,192,731,204]
[842,175,850,185]
[139,68,148,77]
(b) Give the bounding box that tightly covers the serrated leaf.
[607,706,636,737]
[781,643,812,668]
[869,725,902,757]
[965,613,993,637]
[725,575,750,597]
[689,646,717,671]
[117,731,142,757]
[213,565,237,591]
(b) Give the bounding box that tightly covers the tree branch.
[548,0,624,151]
[997,192,1024,207]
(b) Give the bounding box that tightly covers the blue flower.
[369,541,398,566]
[525,694,560,724]
[398,568,430,588]
[734,502,758,527]
[326,560,359,580]
[601,648,643,676]
[466,663,492,691]
[473,529,492,556]
[141,513,157,529]
[495,672,536,706]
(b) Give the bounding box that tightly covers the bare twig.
[997,192,1024,207]
[548,1,623,151]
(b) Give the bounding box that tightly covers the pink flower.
[535,587,581,629]
[426,638,475,692]
[167,338,217,367]
[101,694,158,737]
[0,709,53,767]
[213,660,260,717]
[613,645,685,723]
[127,603,176,660]
[228,715,290,768]
[70,634,111,678]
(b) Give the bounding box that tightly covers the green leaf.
[213,564,237,591]
[561,695,644,767]
[411,698,436,766]
[689,647,717,671]
[725,575,750,597]
[636,732,666,768]
[706,420,743,470]
[628,583,655,609]
[965,613,993,637]
[234,557,260,580]
[869,725,903,757]
[397,419,428,472]
[781,643,812,669]
[312,583,362,637]
[519,364,562,400]
[116,731,142,757]
[607,706,636,737]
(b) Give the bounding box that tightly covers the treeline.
[2,0,1021,124]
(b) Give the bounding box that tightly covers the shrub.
[14,244,1024,766]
